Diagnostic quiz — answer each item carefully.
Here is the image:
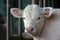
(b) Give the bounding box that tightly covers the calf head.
[10,4,53,37]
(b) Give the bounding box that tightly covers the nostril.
[31,28,33,31]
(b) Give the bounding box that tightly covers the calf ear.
[10,8,23,18]
[43,7,54,18]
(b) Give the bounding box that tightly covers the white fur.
[23,4,44,37]
[10,4,55,40]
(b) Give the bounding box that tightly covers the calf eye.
[37,17,40,20]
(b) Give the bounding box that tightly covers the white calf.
[10,4,60,40]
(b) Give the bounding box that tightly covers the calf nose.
[26,27,33,32]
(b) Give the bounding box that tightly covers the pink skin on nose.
[26,27,34,32]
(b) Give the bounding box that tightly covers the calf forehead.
[23,4,42,18]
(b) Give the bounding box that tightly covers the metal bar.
[43,0,45,7]
[39,0,42,7]
[39,0,40,6]
[6,0,9,40]
[32,0,35,4]
[18,0,23,40]
[18,0,20,36]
